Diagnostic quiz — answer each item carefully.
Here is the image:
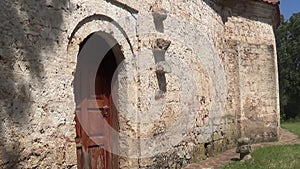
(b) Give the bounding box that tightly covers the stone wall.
[0,0,279,168]
[222,0,280,143]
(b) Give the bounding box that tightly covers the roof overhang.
[262,0,280,5]
[262,0,280,27]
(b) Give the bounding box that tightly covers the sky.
[280,0,300,20]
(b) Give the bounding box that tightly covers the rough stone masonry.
[0,0,280,168]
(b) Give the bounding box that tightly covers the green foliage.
[281,120,300,138]
[221,145,300,169]
[276,13,300,120]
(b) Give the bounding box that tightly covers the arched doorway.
[74,32,123,169]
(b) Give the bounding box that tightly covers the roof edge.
[262,0,280,5]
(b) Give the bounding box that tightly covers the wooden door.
[74,45,119,169]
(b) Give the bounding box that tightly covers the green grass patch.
[222,121,300,169]
[281,120,300,138]
[221,144,300,169]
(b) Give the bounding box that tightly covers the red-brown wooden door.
[74,45,118,169]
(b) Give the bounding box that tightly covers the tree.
[276,13,300,120]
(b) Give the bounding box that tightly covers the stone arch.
[67,14,135,56]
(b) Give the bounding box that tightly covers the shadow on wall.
[0,0,69,168]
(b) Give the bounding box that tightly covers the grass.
[221,120,300,169]
[281,120,300,138]
[221,145,300,169]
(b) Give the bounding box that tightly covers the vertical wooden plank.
[76,147,83,169]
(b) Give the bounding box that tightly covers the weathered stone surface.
[0,0,280,168]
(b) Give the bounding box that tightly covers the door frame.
[74,31,125,169]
